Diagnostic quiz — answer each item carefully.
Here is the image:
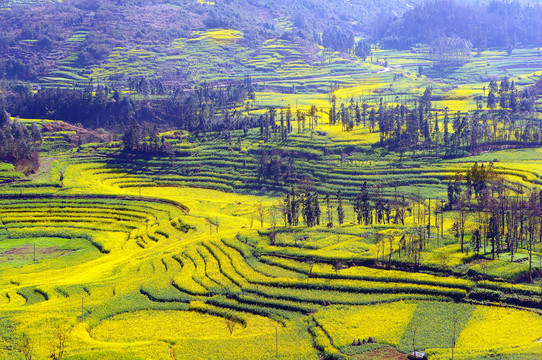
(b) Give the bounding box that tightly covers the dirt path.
[28,156,56,182]
[352,347,409,360]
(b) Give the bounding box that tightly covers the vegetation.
[2,0,542,359]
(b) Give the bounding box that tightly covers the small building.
[408,351,426,360]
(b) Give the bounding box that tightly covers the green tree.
[337,190,344,225]
[0,109,10,127]
[487,91,496,109]
[354,39,372,60]
[325,193,333,226]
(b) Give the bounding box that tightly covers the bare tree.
[307,258,315,276]
[205,218,214,235]
[256,202,266,228]
[455,199,469,252]
[451,308,459,360]
[408,318,420,354]
[17,333,33,360]
[388,236,395,265]
[225,318,237,335]
[280,197,289,226]
[271,202,279,231]
[50,323,68,360]
[332,260,343,276]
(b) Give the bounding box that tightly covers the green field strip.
[196,245,236,291]
[171,254,208,296]
[184,248,222,291]
[398,301,474,353]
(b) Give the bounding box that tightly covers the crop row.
[259,255,473,290]
[162,236,468,324]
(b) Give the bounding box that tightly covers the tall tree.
[337,190,344,225]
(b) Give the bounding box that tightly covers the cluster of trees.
[172,78,255,135]
[447,163,542,273]
[321,28,354,53]
[127,77,166,96]
[275,163,542,275]
[3,79,253,132]
[4,85,142,128]
[257,151,296,184]
[246,77,537,165]
[430,36,473,64]
[381,0,542,50]
[486,77,531,113]
[275,186,440,272]
[261,105,321,142]
[253,84,535,160]
[0,59,37,81]
[0,110,41,172]
[280,184,409,229]
[121,120,174,158]
[320,85,536,157]
[354,39,372,61]
[282,190,321,227]
[320,28,372,60]
[352,182,408,226]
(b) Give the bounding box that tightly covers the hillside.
[0,0,421,87]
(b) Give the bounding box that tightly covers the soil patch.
[42,121,111,144]
[0,246,74,261]
[352,347,408,360]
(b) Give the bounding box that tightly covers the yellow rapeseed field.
[315,301,418,347]
[456,306,542,349]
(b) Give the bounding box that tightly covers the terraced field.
[0,163,23,184]
[4,0,542,356]
[59,124,542,204]
[1,177,540,359]
[87,28,376,94]
[2,116,542,359]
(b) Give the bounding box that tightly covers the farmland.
[2,0,542,359]
[2,48,542,358]
[2,97,542,359]
[2,49,542,357]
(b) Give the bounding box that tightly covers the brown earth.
[42,121,112,143]
[352,347,409,360]
[0,245,74,262]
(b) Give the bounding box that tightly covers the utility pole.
[82,296,85,323]
[428,198,431,239]
[441,200,445,239]
[33,242,36,262]
[275,326,278,357]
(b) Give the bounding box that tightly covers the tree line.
[379,0,542,51]
[320,27,372,60]
[248,78,536,165]
[3,78,254,132]
[280,184,408,229]
[276,162,542,276]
